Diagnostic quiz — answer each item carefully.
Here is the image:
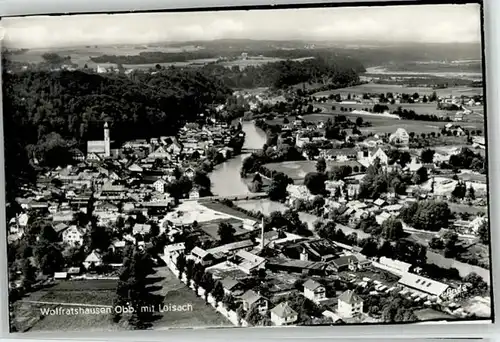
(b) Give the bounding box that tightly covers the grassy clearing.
[263,160,362,181]
[200,201,257,221]
[151,267,231,329]
[14,287,117,332]
[319,101,457,117]
[314,84,484,97]
[302,112,484,135]
[49,279,118,291]
[39,290,115,305]
[198,218,251,240]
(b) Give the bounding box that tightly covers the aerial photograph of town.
[1,0,493,333]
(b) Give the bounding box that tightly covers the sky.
[0,3,482,49]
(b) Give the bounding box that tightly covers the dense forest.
[90,53,364,89]
[89,41,482,67]
[199,58,361,89]
[90,48,366,69]
[2,68,232,199]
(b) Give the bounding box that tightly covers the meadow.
[313,83,484,97]
[14,279,118,332]
[263,160,362,182]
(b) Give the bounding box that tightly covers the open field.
[448,203,488,215]
[314,83,484,97]
[150,267,231,329]
[200,201,258,221]
[263,160,362,182]
[302,112,484,135]
[199,218,252,240]
[13,279,118,332]
[317,101,462,117]
[7,47,313,70]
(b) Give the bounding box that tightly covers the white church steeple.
[104,122,110,157]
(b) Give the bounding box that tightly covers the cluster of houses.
[162,221,471,326]
[8,120,242,277]
[313,90,483,108]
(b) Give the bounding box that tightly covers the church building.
[87,122,111,160]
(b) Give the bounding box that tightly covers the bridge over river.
[184,192,268,202]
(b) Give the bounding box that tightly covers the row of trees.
[175,254,265,326]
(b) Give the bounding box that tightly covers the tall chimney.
[261,217,265,250]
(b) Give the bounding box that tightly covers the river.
[209,122,267,197]
[208,121,490,284]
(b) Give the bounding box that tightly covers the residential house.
[270,302,298,326]
[148,146,171,159]
[166,141,183,156]
[62,225,85,246]
[470,216,487,234]
[375,212,394,225]
[241,289,269,315]
[128,163,144,173]
[303,279,326,303]
[189,189,200,200]
[320,148,357,162]
[389,128,410,147]
[83,250,103,269]
[190,246,215,266]
[337,290,364,318]
[133,224,152,235]
[331,255,360,272]
[184,167,196,179]
[220,277,243,295]
[153,179,168,193]
[357,147,388,167]
[164,242,186,262]
[472,136,486,149]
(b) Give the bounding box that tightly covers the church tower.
[104,122,111,157]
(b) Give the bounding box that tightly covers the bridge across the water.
[185,192,268,202]
[241,148,261,153]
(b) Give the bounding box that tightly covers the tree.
[467,185,476,200]
[381,218,405,241]
[267,172,291,201]
[236,304,245,325]
[464,272,488,296]
[420,149,435,164]
[413,167,428,184]
[176,254,186,276]
[34,239,64,275]
[21,258,36,290]
[478,221,489,244]
[202,272,214,300]
[218,221,236,244]
[304,172,326,195]
[356,117,363,126]
[316,158,327,173]
[429,237,444,249]
[443,231,459,258]
[400,200,451,232]
[360,238,379,257]
[40,225,58,243]
[185,259,195,285]
[303,143,320,160]
[212,281,225,306]
[452,181,467,199]
[245,305,262,326]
